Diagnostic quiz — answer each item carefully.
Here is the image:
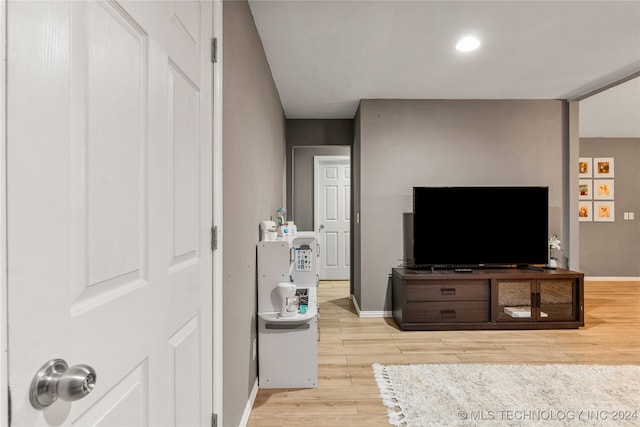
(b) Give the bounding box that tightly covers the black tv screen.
[412,186,549,268]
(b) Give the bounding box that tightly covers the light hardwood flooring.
[247,280,640,427]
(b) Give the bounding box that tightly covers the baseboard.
[359,310,393,318]
[239,378,259,427]
[351,293,361,315]
[585,276,640,281]
[351,294,392,317]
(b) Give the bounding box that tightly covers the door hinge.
[211,37,218,63]
[211,226,218,251]
[211,413,218,427]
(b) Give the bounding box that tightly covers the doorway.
[314,156,351,280]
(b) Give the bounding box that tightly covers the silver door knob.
[29,359,97,410]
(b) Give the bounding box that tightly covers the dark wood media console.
[392,267,584,330]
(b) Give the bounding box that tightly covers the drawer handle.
[440,309,456,318]
[440,288,456,295]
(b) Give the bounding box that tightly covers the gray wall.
[222,2,286,425]
[286,119,353,230]
[579,138,640,277]
[356,99,569,312]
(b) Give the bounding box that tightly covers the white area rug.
[373,363,640,427]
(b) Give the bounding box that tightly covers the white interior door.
[7,1,213,425]
[314,156,350,280]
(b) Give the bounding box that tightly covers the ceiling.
[248,0,640,136]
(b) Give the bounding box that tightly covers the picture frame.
[578,157,592,178]
[578,201,592,222]
[593,157,614,178]
[578,179,592,200]
[594,201,615,222]
[593,179,614,200]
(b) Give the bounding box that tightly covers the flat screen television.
[412,186,549,268]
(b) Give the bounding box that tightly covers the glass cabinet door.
[539,279,576,321]
[495,279,577,322]
[496,280,535,321]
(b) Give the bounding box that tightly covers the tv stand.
[392,267,584,331]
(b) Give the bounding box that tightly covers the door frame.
[1,0,8,423]
[313,155,350,280]
[212,0,224,424]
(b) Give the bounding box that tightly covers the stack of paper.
[504,307,548,318]
[504,306,532,317]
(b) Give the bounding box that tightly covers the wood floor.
[247,280,640,427]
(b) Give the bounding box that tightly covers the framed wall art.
[594,157,614,178]
[593,179,614,200]
[578,201,592,222]
[578,179,592,200]
[578,157,592,178]
[594,201,615,222]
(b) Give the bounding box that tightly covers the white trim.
[352,294,392,318]
[584,276,640,281]
[359,311,393,318]
[351,293,361,314]
[1,0,8,424]
[212,0,224,425]
[239,379,259,427]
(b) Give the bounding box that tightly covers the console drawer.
[407,301,490,323]
[406,280,489,301]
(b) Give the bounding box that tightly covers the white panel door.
[314,156,350,280]
[6,1,213,425]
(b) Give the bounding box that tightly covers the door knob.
[319,224,325,230]
[29,359,97,410]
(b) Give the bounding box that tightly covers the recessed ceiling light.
[456,36,480,52]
